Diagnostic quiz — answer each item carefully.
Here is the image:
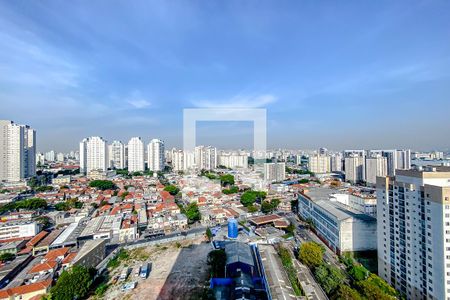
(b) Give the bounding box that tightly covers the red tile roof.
[28,261,57,274]
[44,247,70,262]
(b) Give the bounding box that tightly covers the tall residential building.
[264,162,286,182]
[184,151,196,171]
[365,155,387,185]
[370,149,411,176]
[376,167,450,299]
[218,152,249,169]
[36,152,45,166]
[147,139,165,172]
[330,153,343,172]
[127,137,144,172]
[345,155,365,183]
[171,149,184,172]
[79,136,107,174]
[44,150,55,162]
[0,120,36,182]
[56,152,65,162]
[195,146,217,170]
[308,155,330,174]
[396,149,411,170]
[108,140,125,169]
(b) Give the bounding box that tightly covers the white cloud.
[128,99,151,109]
[125,90,152,109]
[192,94,277,108]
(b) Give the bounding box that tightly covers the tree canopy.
[222,186,239,194]
[50,265,95,300]
[299,241,324,269]
[0,198,47,213]
[89,180,116,190]
[240,190,266,207]
[184,202,201,223]
[219,174,235,187]
[261,199,280,214]
[314,264,345,294]
[164,185,180,195]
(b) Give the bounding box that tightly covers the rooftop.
[225,242,254,267]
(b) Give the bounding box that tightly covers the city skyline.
[1,1,450,151]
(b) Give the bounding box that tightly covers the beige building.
[308,155,330,174]
[377,167,450,299]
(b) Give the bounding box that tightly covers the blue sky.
[1,1,450,152]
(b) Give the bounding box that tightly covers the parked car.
[121,281,137,292]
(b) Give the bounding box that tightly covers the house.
[0,279,52,300]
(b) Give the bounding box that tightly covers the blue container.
[227,218,238,239]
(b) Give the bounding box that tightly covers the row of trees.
[55,198,83,211]
[0,197,47,213]
[276,245,303,296]
[298,242,397,300]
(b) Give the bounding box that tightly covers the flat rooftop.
[301,187,376,222]
[248,214,282,226]
[51,222,85,247]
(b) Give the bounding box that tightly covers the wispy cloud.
[192,94,277,108]
[125,91,152,109]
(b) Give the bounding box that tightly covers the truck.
[140,262,150,278]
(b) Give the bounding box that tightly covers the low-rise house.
[0,279,52,300]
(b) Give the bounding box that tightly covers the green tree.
[35,216,52,229]
[205,228,213,241]
[184,202,201,223]
[261,198,280,214]
[207,250,226,277]
[0,252,15,262]
[299,242,324,269]
[333,285,362,300]
[50,265,95,300]
[164,185,180,195]
[247,205,258,213]
[358,274,397,300]
[314,264,345,294]
[55,202,70,211]
[35,185,54,192]
[89,180,116,190]
[222,186,239,194]
[219,174,235,187]
[240,191,257,207]
[349,264,369,281]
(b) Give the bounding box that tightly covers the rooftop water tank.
[227,218,238,239]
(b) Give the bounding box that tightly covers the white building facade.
[127,137,145,172]
[147,139,165,171]
[0,120,36,182]
[195,146,217,170]
[377,167,450,299]
[108,140,125,169]
[79,136,107,174]
[366,155,388,185]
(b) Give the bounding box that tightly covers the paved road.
[287,215,345,273]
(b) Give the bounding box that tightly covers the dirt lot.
[101,237,211,300]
